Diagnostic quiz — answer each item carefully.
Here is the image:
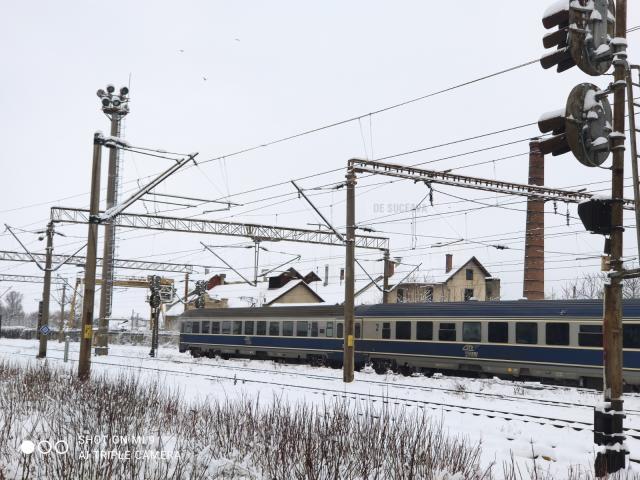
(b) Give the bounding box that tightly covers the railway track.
[4,345,640,449]
[18,344,640,417]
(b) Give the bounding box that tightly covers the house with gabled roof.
[389,254,500,303]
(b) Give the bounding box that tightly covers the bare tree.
[623,276,640,299]
[559,273,607,300]
[3,291,25,325]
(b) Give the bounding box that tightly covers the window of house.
[516,322,538,344]
[201,321,210,334]
[624,325,640,348]
[382,322,391,339]
[463,322,481,342]
[211,321,220,334]
[425,287,433,302]
[439,322,456,341]
[337,323,344,338]
[579,324,602,347]
[466,269,474,281]
[244,321,255,336]
[397,288,405,303]
[283,321,294,336]
[296,321,308,337]
[192,322,200,334]
[256,321,266,335]
[269,321,279,336]
[232,321,242,335]
[311,322,319,337]
[546,322,569,346]
[464,288,474,301]
[221,321,231,334]
[395,321,412,340]
[488,322,508,343]
[417,321,433,340]
[326,321,334,337]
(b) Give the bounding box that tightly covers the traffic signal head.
[541,0,615,76]
[578,198,613,235]
[541,1,575,72]
[537,108,571,156]
[538,82,612,166]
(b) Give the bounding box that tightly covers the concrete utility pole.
[37,221,54,358]
[522,139,545,300]
[382,249,392,304]
[58,283,66,342]
[343,167,356,383]
[78,133,103,380]
[184,272,190,313]
[597,0,628,473]
[96,85,130,356]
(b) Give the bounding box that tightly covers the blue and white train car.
[178,300,640,387]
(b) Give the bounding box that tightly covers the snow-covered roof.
[207,275,383,308]
[388,257,494,288]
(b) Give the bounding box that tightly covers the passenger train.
[178,300,640,388]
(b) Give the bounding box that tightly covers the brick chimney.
[523,139,545,300]
[445,254,453,273]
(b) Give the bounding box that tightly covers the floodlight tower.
[95,84,130,356]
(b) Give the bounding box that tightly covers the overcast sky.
[1,1,639,319]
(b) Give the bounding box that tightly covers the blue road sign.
[39,325,51,336]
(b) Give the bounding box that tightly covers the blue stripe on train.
[180,334,640,368]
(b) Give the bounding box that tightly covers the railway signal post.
[598,0,628,473]
[540,0,629,473]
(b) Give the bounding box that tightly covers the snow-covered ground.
[1,337,638,477]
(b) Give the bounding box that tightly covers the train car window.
[192,322,200,334]
[181,322,190,333]
[201,321,210,334]
[311,322,319,337]
[296,321,308,337]
[488,322,508,343]
[417,321,433,340]
[256,321,267,335]
[579,325,602,347]
[624,325,640,348]
[516,323,538,344]
[382,322,391,339]
[439,323,456,341]
[546,323,569,346]
[269,322,279,336]
[283,321,294,336]
[221,321,231,334]
[337,323,344,338]
[232,321,242,335]
[396,321,411,340]
[326,322,334,337]
[211,321,220,334]
[244,321,255,336]
[355,322,361,339]
[463,322,481,342]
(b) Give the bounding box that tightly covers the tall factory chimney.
[523,139,545,300]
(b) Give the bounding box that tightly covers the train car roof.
[180,299,640,319]
[356,299,640,318]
